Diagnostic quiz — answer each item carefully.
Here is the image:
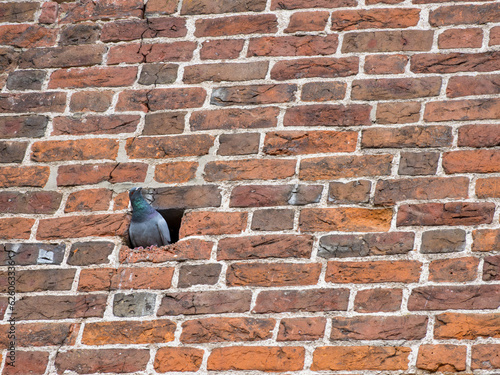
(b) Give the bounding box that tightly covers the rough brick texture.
[1,0,499,373]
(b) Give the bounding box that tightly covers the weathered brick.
[0,322,78,348]
[412,52,500,73]
[429,257,479,282]
[158,290,252,316]
[6,70,45,90]
[473,229,500,252]
[0,166,49,188]
[278,317,326,341]
[399,152,439,175]
[264,130,356,156]
[180,211,247,237]
[328,180,371,204]
[491,26,500,46]
[331,315,427,340]
[126,134,214,159]
[484,255,500,281]
[39,2,58,24]
[398,202,495,227]
[0,191,62,214]
[79,267,173,291]
[200,39,245,60]
[285,11,329,33]
[138,63,178,85]
[301,207,392,232]
[318,232,415,258]
[0,141,27,163]
[116,87,206,112]
[447,74,500,98]
[253,288,349,313]
[218,234,313,260]
[284,104,371,126]
[301,81,346,101]
[326,260,421,283]
[439,28,483,49]
[19,44,105,69]
[3,351,48,375]
[0,92,66,113]
[365,54,408,74]
[152,185,222,209]
[248,35,338,57]
[417,345,466,372]
[477,177,500,198]
[181,317,274,343]
[113,292,155,317]
[472,344,500,370]
[49,66,137,89]
[1,243,65,266]
[230,184,322,207]
[184,61,268,84]
[191,107,278,130]
[182,0,266,14]
[204,159,296,181]
[101,17,186,42]
[207,346,305,371]
[300,154,392,180]
[312,346,410,371]
[16,294,106,320]
[195,14,278,37]
[67,241,114,266]
[107,41,196,64]
[58,0,144,23]
[59,23,100,46]
[211,84,297,106]
[144,112,185,135]
[458,124,500,147]
[0,268,74,294]
[57,163,147,186]
[331,8,420,31]
[0,115,48,138]
[430,2,500,26]
[218,133,260,156]
[342,30,433,52]
[178,263,222,288]
[70,91,114,112]
[0,3,39,22]
[31,139,118,162]
[154,347,204,372]
[82,320,175,345]
[409,285,500,310]
[271,0,356,9]
[376,102,421,124]
[362,126,451,148]
[53,115,139,135]
[0,24,57,48]
[271,57,358,80]
[426,98,500,122]
[435,312,500,339]
[0,218,35,240]
[145,0,178,15]
[355,288,402,313]
[227,262,321,287]
[55,349,149,374]
[352,77,441,100]
[37,213,129,240]
[155,161,198,183]
[444,150,500,173]
[421,229,466,254]
[374,177,468,205]
[251,209,295,231]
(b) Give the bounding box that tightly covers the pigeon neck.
[131,195,155,215]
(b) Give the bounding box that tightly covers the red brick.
[271,0,356,9]
[154,347,204,372]
[352,77,441,100]
[458,124,500,147]
[79,267,173,291]
[365,54,408,74]
[300,154,392,180]
[0,115,48,138]
[263,130,356,156]
[181,0,266,14]
[354,288,403,312]
[443,150,500,173]
[435,312,500,339]
[83,320,176,345]
[473,229,500,252]
[230,184,322,207]
[204,159,296,181]
[180,211,247,237]
[491,26,500,46]
[3,351,48,375]
[484,255,500,281]
[0,92,66,113]
[284,104,371,126]
[53,115,140,135]
[195,14,278,37]
[312,346,410,371]
[331,8,420,31]
[200,39,244,60]
[409,285,500,310]
[207,346,305,371]
[211,84,297,106]
[191,107,278,130]
[116,87,206,112]
[326,260,421,283]
[49,66,137,89]
[152,185,222,209]
[0,323,78,348]
[218,133,260,155]
[331,315,427,340]
[107,41,196,64]
[278,317,326,342]
[476,178,500,198]
[425,98,500,122]
[417,345,466,372]
[58,0,143,23]
[144,112,185,135]
[0,166,49,188]
[120,239,213,263]
[412,52,500,73]
[248,35,338,57]
[145,0,178,15]
[37,213,129,240]
[184,61,268,84]
[0,3,38,22]
[253,288,349,313]
[0,218,35,240]
[19,45,105,69]
[0,269,75,293]
[430,3,500,26]
[31,139,118,162]
[376,102,421,124]
[0,24,57,48]
[57,163,147,186]
[447,74,500,98]
[398,202,495,227]
[218,234,313,260]
[439,28,483,49]
[70,91,113,113]
[101,17,186,42]
[271,57,358,80]
[181,317,275,343]
[39,2,58,24]
[374,177,469,205]
[301,81,346,101]
[429,257,479,282]
[227,262,321,287]
[0,191,62,214]
[55,349,149,374]
[285,11,329,33]
[126,134,214,159]
[155,161,198,183]
[472,344,500,370]
[342,30,433,52]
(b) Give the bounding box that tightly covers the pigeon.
[128,187,171,248]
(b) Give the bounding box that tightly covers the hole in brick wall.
[158,208,185,244]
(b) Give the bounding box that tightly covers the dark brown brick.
[113,292,156,317]
[328,180,371,204]
[248,35,338,56]
[251,209,295,231]
[178,264,222,288]
[0,243,65,266]
[284,104,371,127]
[484,255,500,281]
[126,134,214,159]
[200,39,245,60]
[376,102,421,124]
[271,0,356,9]
[6,70,45,90]
[0,191,62,214]
[144,112,185,135]
[430,2,500,26]
[107,41,196,65]
[152,185,221,209]
[0,92,66,113]
[0,322,78,348]
[69,91,114,113]
[362,126,452,148]
[399,152,439,175]
[57,163,147,186]
[271,57,358,80]
[67,241,114,266]
[0,2,39,22]
[352,77,441,100]
[195,14,278,37]
[365,54,408,74]
[19,44,105,69]
[211,84,297,106]
[218,133,260,156]
[355,288,403,312]
[101,17,186,42]
[0,269,75,293]
[421,229,466,254]
[0,141,27,163]
[342,30,434,52]
[138,63,178,85]
[278,317,326,341]
[301,81,346,101]
[230,184,322,207]
[184,61,268,84]
[53,115,139,135]
[3,351,49,375]
[59,23,101,46]
[16,295,107,320]
[0,115,48,138]
[191,107,278,131]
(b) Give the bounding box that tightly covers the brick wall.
[1,0,500,373]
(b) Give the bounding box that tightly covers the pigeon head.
[129,187,154,216]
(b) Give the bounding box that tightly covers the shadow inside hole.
[158,208,185,244]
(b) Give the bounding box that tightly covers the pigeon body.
[128,187,171,248]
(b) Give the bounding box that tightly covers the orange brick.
[65,188,112,212]
[154,347,204,372]
[300,207,392,232]
[417,344,466,372]
[326,260,421,283]
[179,211,247,237]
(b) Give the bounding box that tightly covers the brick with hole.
[179,211,247,237]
